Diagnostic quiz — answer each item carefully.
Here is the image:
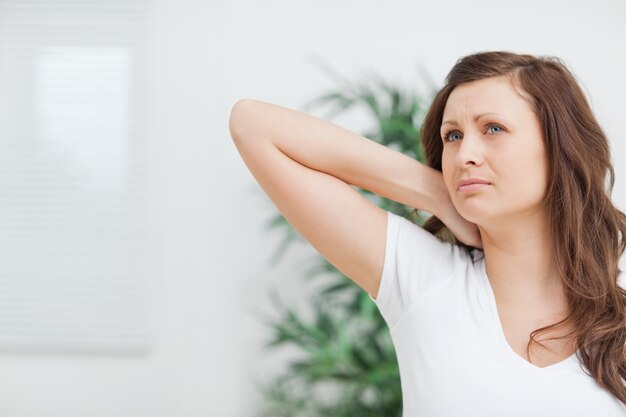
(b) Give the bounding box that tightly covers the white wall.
[0,0,624,416]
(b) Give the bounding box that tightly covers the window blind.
[0,0,156,353]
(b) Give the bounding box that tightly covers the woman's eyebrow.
[441,112,511,127]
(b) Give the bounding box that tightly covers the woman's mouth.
[458,183,491,192]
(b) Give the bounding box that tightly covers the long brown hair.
[417,50,626,403]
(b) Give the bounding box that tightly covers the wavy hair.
[415,50,626,403]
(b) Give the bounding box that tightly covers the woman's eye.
[487,125,503,134]
[442,123,505,142]
[443,131,461,142]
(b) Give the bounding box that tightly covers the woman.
[229,50,626,415]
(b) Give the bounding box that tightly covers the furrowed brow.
[442,112,510,127]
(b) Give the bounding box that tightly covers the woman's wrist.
[419,167,453,219]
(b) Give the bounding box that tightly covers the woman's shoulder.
[392,212,480,264]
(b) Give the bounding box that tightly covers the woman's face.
[440,75,548,225]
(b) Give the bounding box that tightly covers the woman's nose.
[455,134,484,167]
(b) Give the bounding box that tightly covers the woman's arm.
[229,99,450,217]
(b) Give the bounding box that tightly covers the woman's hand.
[435,192,484,250]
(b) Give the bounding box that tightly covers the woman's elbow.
[229,99,258,142]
